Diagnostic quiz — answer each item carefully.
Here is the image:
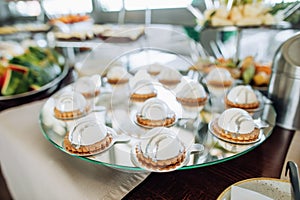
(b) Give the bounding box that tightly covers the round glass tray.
[39,49,276,172]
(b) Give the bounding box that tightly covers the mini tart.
[211,108,260,143]
[73,76,101,99]
[135,145,186,171]
[158,67,182,86]
[224,85,260,109]
[106,66,131,85]
[133,127,186,171]
[136,98,176,127]
[136,114,176,127]
[206,68,233,88]
[130,79,157,102]
[211,119,260,143]
[63,132,113,156]
[175,78,208,107]
[54,91,90,120]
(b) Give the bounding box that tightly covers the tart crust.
[130,92,157,102]
[224,96,260,109]
[63,132,113,156]
[107,78,129,85]
[135,146,186,171]
[136,114,176,127]
[211,118,260,143]
[54,106,90,120]
[176,96,208,107]
[207,80,233,87]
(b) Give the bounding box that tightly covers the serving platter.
[39,49,276,172]
[0,63,69,102]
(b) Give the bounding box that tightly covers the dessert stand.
[39,48,276,173]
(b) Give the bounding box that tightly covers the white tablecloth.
[0,100,149,200]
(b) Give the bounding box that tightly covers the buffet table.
[0,67,295,199]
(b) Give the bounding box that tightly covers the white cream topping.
[69,121,107,146]
[147,63,163,74]
[176,78,206,99]
[227,85,258,104]
[107,66,130,80]
[218,108,255,134]
[131,79,155,95]
[144,128,183,160]
[158,67,181,81]
[129,69,152,89]
[74,75,101,94]
[55,91,87,112]
[206,68,233,83]
[139,98,172,120]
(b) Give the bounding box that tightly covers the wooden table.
[0,69,295,199]
[123,126,294,199]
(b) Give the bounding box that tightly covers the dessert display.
[106,66,131,85]
[53,31,94,41]
[132,127,187,172]
[175,78,208,107]
[39,48,275,173]
[225,85,259,109]
[199,1,278,27]
[73,75,101,98]
[129,70,157,101]
[63,119,114,156]
[209,108,260,143]
[53,91,90,120]
[158,67,182,86]
[136,98,176,128]
[205,67,234,96]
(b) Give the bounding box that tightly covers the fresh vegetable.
[0,46,65,96]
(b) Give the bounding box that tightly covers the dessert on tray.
[136,98,176,128]
[175,77,208,107]
[158,67,182,86]
[225,85,259,109]
[129,70,157,101]
[132,127,187,172]
[53,91,90,120]
[209,108,260,143]
[73,75,101,98]
[106,66,131,85]
[205,67,234,97]
[63,119,114,156]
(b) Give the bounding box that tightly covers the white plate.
[217,177,291,200]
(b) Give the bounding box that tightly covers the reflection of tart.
[106,66,131,85]
[147,63,163,76]
[73,75,101,98]
[175,78,208,107]
[63,120,113,156]
[130,71,157,101]
[158,67,182,86]
[206,68,233,96]
[130,80,157,102]
[134,127,186,171]
[54,91,90,120]
[211,108,260,143]
[136,98,176,127]
[225,85,259,109]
